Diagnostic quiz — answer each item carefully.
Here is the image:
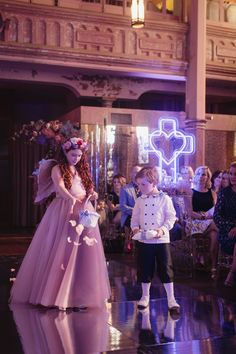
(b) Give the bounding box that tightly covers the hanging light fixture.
[131,0,145,28]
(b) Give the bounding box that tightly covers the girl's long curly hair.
[58,148,94,195]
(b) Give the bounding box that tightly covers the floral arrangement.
[12,119,82,146]
[12,119,87,161]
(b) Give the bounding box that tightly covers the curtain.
[11,140,47,227]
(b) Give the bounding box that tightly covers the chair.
[103,222,125,254]
[170,235,194,278]
[190,233,211,271]
[216,247,233,275]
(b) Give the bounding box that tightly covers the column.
[185,0,206,169]
[102,97,115,107]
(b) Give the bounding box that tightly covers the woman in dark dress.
[221,170,230,190]
[211,170,223,194]
[214,161,236,287]
[185,166,218,278]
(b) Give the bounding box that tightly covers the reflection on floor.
[0,254,236,353]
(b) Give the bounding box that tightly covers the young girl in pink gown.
[10,137,111,310]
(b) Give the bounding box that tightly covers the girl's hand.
[89,191,98,201]
[132,228,139,235]
[69,197,77,213]
[69,197,77,205]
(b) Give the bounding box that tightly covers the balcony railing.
[3,0,186,21]
[207,0,236,25]
[0,0,188,80]
[0,1,236,81]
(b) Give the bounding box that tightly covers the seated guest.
[176,165,194,195]
[153,166,185,241]
[96,198,109,238]
[169,221,183,242]
[107,174,126,225]
[221,170,230,190]
[214,161,236,287]
[120,165,141,252]
[169,166,193,240]
[152,166,182,241]
[185,166,219,279]
[155,167,171,191]
[211,170,223,194]
[211,169,229,195]
[152,165,162,186]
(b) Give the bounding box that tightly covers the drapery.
[11,139,46,227]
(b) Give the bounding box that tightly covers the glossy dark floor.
[1,253,236,354]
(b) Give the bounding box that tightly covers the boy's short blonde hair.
[135,166,158,185]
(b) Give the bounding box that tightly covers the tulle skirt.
[10,197,111,309]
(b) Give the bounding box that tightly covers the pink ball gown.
[10,160,111,309]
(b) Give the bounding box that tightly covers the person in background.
[152,165,162,187]
[176,165,194,195]
[221,170,230,190]
[171,165,194,240]
[211,169,229,194]
[107,174,126,225]
[211,170,223,194]
[214,161,236,287]
[96,198,109,239]
[131,167,179,315]
[120,165,141,253]
[185,166,219,279]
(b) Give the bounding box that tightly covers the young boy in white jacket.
[131,167,180,315]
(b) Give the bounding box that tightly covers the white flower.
[83,236,98,246]
[70,137,79,145]
[61,264,65,270]
[69,220,77,227]
[75,224,84,235]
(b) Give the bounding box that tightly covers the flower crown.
[62,137,88,152]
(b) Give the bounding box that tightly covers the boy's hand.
[155,228,164,238]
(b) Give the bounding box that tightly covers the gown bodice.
[69,174,87,199]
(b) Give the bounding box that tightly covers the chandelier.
[131,0,145,28]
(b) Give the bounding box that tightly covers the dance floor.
[0,249,236,353]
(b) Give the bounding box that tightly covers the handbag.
[79,195,100,228]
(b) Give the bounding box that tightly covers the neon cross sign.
[148,117,195,183]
